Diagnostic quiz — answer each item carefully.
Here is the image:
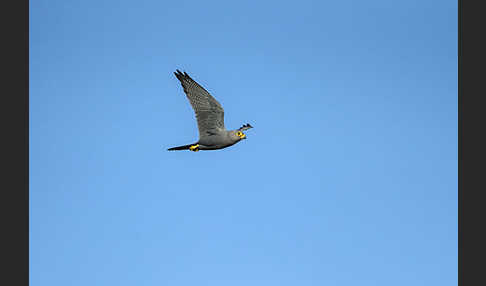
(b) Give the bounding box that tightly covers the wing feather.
[174,70,225,137]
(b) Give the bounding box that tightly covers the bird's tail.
[167,144,195,151]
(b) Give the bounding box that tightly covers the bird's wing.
[174,70,225,137]
[238,123,253,132]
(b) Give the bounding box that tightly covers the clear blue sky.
[30,0,457,285]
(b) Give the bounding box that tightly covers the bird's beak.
[240,133,247,139]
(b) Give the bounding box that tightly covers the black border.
[1,0,29,285]
[458,0,484,285]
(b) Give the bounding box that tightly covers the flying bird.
[168,70,253,152]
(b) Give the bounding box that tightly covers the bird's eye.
[237,132,242,136]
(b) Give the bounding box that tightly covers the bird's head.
[230,130,247,141]
[237,130,247,140]
[231,123,253,141]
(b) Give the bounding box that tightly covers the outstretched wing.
[174,70,225,137]
[238,123,253,132]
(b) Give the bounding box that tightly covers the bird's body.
[168,70,253,152]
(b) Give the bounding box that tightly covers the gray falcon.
[168,70,253,152]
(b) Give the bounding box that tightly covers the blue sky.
[30,0,457,285]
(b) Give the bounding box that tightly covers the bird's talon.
[189,144,199,152]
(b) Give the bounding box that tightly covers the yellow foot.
[189,144,200,152]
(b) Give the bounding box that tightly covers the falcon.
[168,70,253,152]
